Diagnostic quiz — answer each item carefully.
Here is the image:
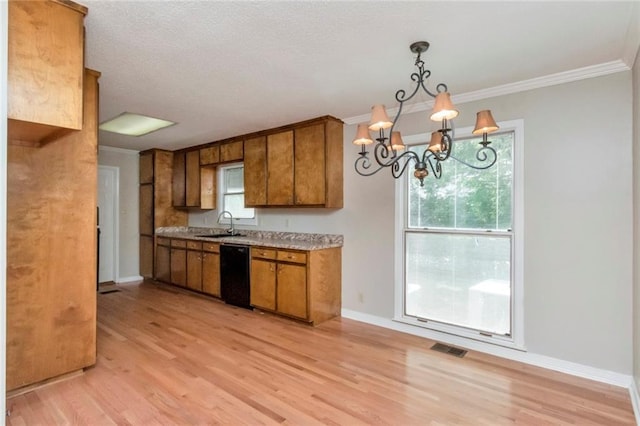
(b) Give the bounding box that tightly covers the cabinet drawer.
[187,240,202,250]
[157,237,171,247]
[171,239,187,248]
[277,250,306,264]
[252,247,277,260]
[203,242,220,253]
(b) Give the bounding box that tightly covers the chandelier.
[353,41,500,186]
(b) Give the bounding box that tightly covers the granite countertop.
[155,227,343,251]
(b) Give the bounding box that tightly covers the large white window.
[217,163,256,226]
[395,120,523,348]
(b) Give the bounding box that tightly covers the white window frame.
[216,162,258,227]
[393,119,525,350]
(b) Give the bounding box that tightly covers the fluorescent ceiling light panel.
[99,112,176,136]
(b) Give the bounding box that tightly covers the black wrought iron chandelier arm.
[426,155,443,179]
[388,150,421,179]
[354,153,387,177]
[448,145,498,170]
[354,148,420,178]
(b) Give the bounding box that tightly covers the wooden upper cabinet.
[8,0,87,146]
[200,165,216,210]
[267,131,294,206]
[294,118,343,208]
[173,149,213,209]
[294,123,326,206]
[185,150,200,207]
[243,136,267,207]
[172,152,186,207]
[243,116,343,208]
[220,140,243,163]
[139,152,154,184]
[200,145,220,165]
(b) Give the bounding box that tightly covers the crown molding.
[343,60,630,126]
[98,145,140,155]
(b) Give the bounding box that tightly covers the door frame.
[98,165,120,283]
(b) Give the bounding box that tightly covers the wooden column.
[6,69,100,391]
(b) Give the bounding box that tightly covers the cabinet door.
[170,248,187,287]
[186,250,202,291]
[8,0,85,144]
[202,252,221,297]
[139,152,154,184]
[140,235,154,279]
[243,136,267,206]
[251,259,276,310]
[139,184,153,236]
[200,146,219,165]
[185,150,200,207]
[267,131,294,205]
[294,123,326,205]
[172,152,186,207]
[220,140,243,162]
[156,244,171,283]
[277,263,307,319]
[200,165,216,210]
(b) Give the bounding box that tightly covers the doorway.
[98,166,119,283]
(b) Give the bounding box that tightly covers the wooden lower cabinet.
[202,242,221,297]
[186,242,203,292]
[276,263,307,319]
[155,238,171,283]
[250,258,276,310]
[250,246,341,324]
[155,238,221,297]
[170,240,187,287]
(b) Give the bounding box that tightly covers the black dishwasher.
[220,244,251,309]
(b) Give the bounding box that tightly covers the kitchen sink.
[195,233,246,238]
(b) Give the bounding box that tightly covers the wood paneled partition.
[6,69,100,391]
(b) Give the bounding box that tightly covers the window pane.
[225,167,244,193]
[223,193,254,219]
[405,232,511,335]
[408,132,513,230]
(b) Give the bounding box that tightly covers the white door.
[98,166,119,283]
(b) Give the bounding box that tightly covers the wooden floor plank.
[5,280,636,425]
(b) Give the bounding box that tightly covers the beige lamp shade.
[390,131,405,151]
[430,92,459,121]
[472,110,499,135]
[353,123,374,145]
[427,131,444,152]
[369,105,393,131]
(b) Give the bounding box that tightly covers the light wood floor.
[6,280,636,425]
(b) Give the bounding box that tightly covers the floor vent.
[430,343,467,358]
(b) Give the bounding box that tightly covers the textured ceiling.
[83,1,640,151]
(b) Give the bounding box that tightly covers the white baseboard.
[115,275,143,284]
[341,309,632,388]
[630,377,640,425]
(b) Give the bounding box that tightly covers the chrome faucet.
[217,210,235,235]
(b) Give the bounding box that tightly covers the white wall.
[98,146,140,281]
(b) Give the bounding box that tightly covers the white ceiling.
[84,1,640,152]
